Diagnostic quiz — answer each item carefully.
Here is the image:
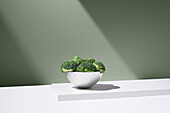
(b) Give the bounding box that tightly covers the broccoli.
[93,61,106,73]
[85,58,95,63]
[61,56,106,73]
[73,56,84,64]
[61,60,79,72]
[73,56,82,61]
[76,61,97,72]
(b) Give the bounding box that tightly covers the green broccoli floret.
[73,56,84,64]
[61,60,79,72]
[76,61,97,72]
[85,58,95,63]
[93,61,106,73]
[73,56,82,61]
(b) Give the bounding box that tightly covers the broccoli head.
[85,58,95,63]
[73,56,84,64]
[61,60,79,72]
[76,61,97,72]
[93,61,106,73]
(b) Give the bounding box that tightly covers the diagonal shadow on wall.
[0,11,41,86]
[79,0,170,79]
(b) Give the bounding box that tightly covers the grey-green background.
[0,0,170,87]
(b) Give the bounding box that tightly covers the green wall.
[0,0,170,86]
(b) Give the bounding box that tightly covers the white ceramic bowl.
[66,72,103,88]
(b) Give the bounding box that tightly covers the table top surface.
[52,79,170,101]
[1,79,170,113]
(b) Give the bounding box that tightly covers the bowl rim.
[65,71,102,74]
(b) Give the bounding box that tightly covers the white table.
[52,79,170,101]
[1,79,170,113]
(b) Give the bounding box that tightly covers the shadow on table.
[74,84,120,91]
